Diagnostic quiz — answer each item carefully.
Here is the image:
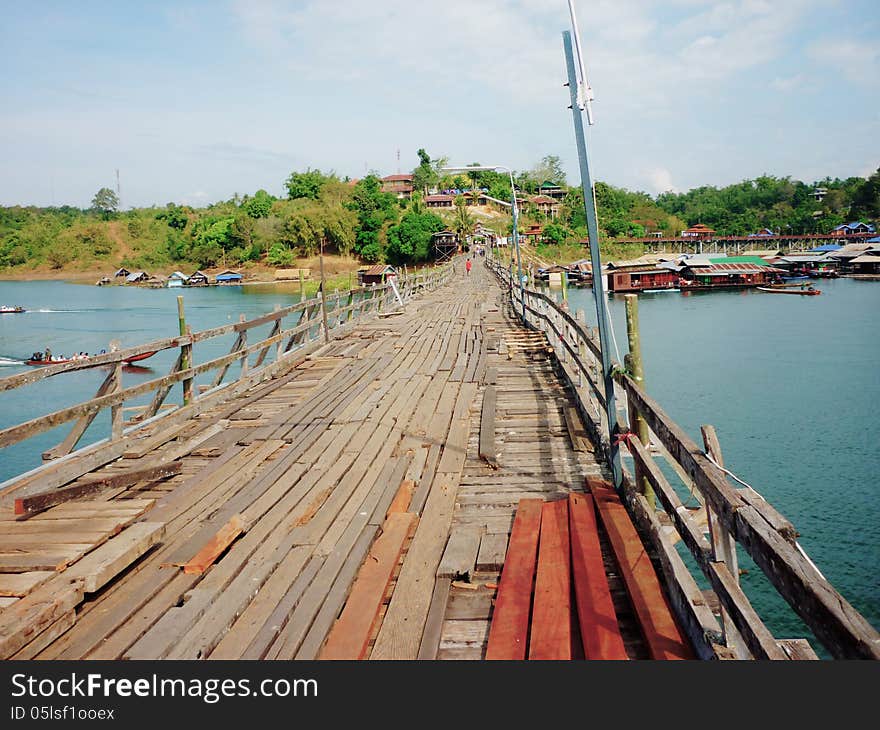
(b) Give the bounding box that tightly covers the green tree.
[91,187,119,219]
[347,175,397,261]
[285,168,333,200]
[850,167,880,221]
[386,211,445,263]
[156,204,188,230]
[530,155,567,187]
[452,195,474,241]
[243,189,274,219]
[267,242,294,266]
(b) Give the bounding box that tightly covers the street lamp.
[441,164,526,322]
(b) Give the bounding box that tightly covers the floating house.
[358,264,396,285]
[124,271,149,284]
[187,270,209,286]
[113,267,131,278]
[215,270,243,285]
[606,262,680,292]
[850,254,880,275]
[167,271,189,288]
[678,256,780,289]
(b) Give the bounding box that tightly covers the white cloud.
[644,167,677,194]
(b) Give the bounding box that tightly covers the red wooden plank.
[568,493,628,660]
[529,499,572,660]
[485,498,543,660]
[587,477,693,660]
[182,515,245,575]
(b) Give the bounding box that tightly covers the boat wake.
[30,308,91,313]
[0,357,25,366]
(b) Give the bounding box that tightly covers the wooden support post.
[299,268,306,302]
[701,424,749,658]
[624,294,654,509]
[238,314,248,379]
[110,359,123,440]
[178,297,193,406]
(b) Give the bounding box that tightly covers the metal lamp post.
[441,165,526,323]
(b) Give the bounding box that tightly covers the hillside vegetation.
[1,153,877,276]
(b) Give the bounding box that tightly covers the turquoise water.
[1,276,877,652]
[0,280,313,485]
[561,278,880,650]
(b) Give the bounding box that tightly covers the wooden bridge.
[0,259,877,661]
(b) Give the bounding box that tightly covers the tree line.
[1,155,877,272]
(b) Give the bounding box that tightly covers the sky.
[1,0,878,209]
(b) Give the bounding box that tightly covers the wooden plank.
[478,385,499,469]
[0,581,84,659]
[589,478,693,660]
[417,577,452,660]
[529,499,572,660]
[122,420,192,459]
[0,548,92,573]
[568,493,628,660]
[65,522,166,593]
[182,515,245,575]
[386,479,415,516]
[10,609,76,660]
[319,513,417,660]
[437,526,483,580]
[475,533,508,572]
[13,462,181,516]
[564,406,593,452]
[485,498,543,660]
[370,471,461,660]
[0,571,55,597]
[208,546,312,660]
[778,638,820,660]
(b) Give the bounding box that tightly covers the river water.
[0,276,878,651]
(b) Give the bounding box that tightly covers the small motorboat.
[23,350,158,366]
[0,305,25,314]
[757,287,821,296]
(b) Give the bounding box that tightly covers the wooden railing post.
[238,314,248,379]
[701,425,749,657]
[110,359,123,440]
[624,294,654,508]
[178,296,193,405]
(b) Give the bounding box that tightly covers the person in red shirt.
[465,258,472,275]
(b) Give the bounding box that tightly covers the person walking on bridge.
[466,257,472,276]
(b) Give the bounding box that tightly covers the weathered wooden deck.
[0,262,648,660]
[2,258,878,661]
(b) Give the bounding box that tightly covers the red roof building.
[381,174,414,199]
[681,224,716,239]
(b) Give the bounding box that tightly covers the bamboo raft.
[0,260,877,661]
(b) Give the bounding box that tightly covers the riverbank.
[0,254,366,285]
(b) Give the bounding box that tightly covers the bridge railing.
[487,256,880,660]
[0,264,453,500]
